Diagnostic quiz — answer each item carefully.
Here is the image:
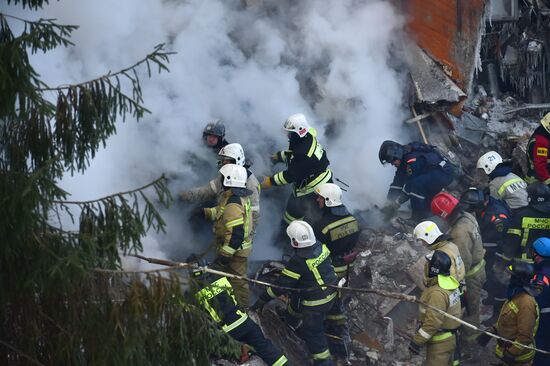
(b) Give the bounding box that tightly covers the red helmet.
[431,192,459,220]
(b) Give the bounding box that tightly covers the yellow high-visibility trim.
[267,287,277,298]
[312,349,331,360]
[521,217,550,229]
[497,177,526,196]
[281,268,301,280]
[225,218,243,228]
[295,169,332,196]
[430,331,454,342]
[306,244,331,287]
[307,138,318,158]
[302,291,337,306]
[273,172,288,185]
[220,246,237,255]
[272,355,288,366]
[507,228,522,236]
[466,259,485,277]
[222,310,248,333]
[321,216,357,234]
[195,277,235,322]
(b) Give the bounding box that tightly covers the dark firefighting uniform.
[312,205,359,357]
[526,125,550,184]
[259,243,337,365]
[412,273,462,366]
[494,280,539,366]
[388,142,454,220]
[271,128,332,224]
[193,274,288,366]
[476,197,512,316]
[203,188,253,306]
[533,258,550,366]
[504,203,550,265]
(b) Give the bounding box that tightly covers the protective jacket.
[271,128,332,197]
[478,197,511,246]
[313,205,360,277]
[204,189,253,258]
[428,236,466,283]
[495,285,539,364]
[504,203,550,263]
[388,142,453,219]
[488,164,528,210]
[412,275,461,346]
[259,244,337,308]
[534,259,550,365]
[526,125,550,184]
[193,274,289,366]
[449,212,486,276]
[181,169,260,228]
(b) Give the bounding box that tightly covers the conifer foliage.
[1,1,238,364]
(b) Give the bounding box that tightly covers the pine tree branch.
[37,44,174,92]
[6,0,50,10]
[51,175,166,205]
[0,339,45,366]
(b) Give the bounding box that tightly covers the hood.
[488,162,512,179]
[329,205,349,216]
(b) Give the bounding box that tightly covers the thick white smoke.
[10,0,408,263]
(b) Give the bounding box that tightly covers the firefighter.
[180,143,260,232]
[526,112,550,184]
[530,237,550,366]
[478,261,539,366]
[431,191,486,342]
[413,220,466,284]
[379,140,454,221]
[261,113,332,225]
[311,182,358,359]
[461,187,512,323]
[408,251,461,366]
[195,164,253,306]
[504,182,550,265]
[203,119,229,151]
[312,183,360,278]
[477,151,528,210]
[251,220,337,366]
[187,256,289,366]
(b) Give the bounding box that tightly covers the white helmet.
[283,113,310,138]
[476,151,503,175]
[219,164,247,189]
[314,183,342,207]
[218,143,245,166]
[413,221,443,245]
[286,220,316,248]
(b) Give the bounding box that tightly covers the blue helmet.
[533,237,550,257]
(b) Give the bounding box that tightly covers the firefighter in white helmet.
[476,151,527,210]
[261,113,332,226]
[179,143,261,233]
[251,220,337,366]
[193,164,253,306]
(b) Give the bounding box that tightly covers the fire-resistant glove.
[408,341,421,355]
[270,153,280,165]
[260,176,272,190]
[476,332,492,347]
[250,298,266,312]
[189,207,205,220]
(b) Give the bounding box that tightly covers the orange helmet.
[431,192,459,220]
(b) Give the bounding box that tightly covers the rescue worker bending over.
[431,192,486,342]
[530,238,550,366]
[409,251,462,366]
[187,256,289,366]
[504,182,550,265]
[196,164,253,306]
[312,183,360,278]
[252,220,337,366]
[180,143,260,232]
[461,187,511,323]
[478,261,540,366]
[262,113,332,225]
[311,183,358,359]
[526,112,550,184]
[203,119,229,151]
[477,151,528,210]
[413,221,466,284]
[379,140,454,221]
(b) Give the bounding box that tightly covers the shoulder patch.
[449,289,460,306]
[537,147,548,156]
